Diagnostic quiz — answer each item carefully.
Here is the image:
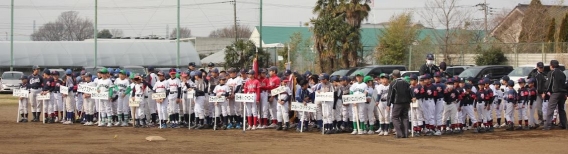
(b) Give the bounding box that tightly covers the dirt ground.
[0,95,567,154]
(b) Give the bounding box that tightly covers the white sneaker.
[63,121,72,125]
[376,129,382,133]
[351,130,358,135]
[383,131,389,136]
[107,122,112,127]
[98,122,105,127]
[267,123,278,128]
[85,122,93,126]
[252,125,257,130]
[54,117,60,123]
[434,130,442,136]
[114,121,121,126]
[121,121,129,127]
[247,125,252,130]
[258,125,266,129]
[357,129,364,135]
[367,130,374,135]
[60,119,66,123]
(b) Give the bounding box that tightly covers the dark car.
[446,66,471,76]
[458,65,513,85]
[349,65,407,77]
[331,67,361,77]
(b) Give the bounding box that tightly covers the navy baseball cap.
[188,62,196,67]
[426,54,434,60]
[507,80,515,87]
[422,74,431,79]
[454,77,461,83]
[247,70,255,75]
[20,76,28,80]
[148,66,155,72]
[434,72,441,77]
[43,69,51,75]
[319,73,330,80]
[65,69,72,75]
[52,71,60,76]
[331,76,338,82]
[227,68,236,73]
[467,77,474,82]
[285,70,292,75]
[465,83,472,89]
[483,78,490,84]
[493,81,500,85]
[537,62,544,68]
[304,71,312,77]
[502,76,510,81]
[478,79,485,85]
[528,78,535,84]
[269,66,278,72]
[211,68,219,73]
[446,78,453,84]
[439,62,447,70]
[340,76,349,81]
[84,72,92,77]
[518,78,526,83]
[32,65,40,69]
[409,74,418,80]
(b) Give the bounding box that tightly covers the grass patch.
[0,94,20,105]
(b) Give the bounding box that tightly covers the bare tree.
[209,25,252,38]
[169,27,192,39]
[419,0,473,64]
[30,11,93,41]
[110,29,124,38]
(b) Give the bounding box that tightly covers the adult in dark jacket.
[543,60,567,130]
[387,70,412,138]
[531,62,548,125]
[419,54,440,77]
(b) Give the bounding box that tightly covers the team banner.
[129,99,140,107]
[91,92,109,100]
[37,93,51,100]
[342,94,366,104]
[208,96,226,102]
[271,86,287,96]
[291,102,317,112]
[314,92,334,102]
[60,86,69,95]
[235,93,255,102]
[13,89,29,98]
[187,91,195,99]
[78,85,96,94]
[152,92,166,100]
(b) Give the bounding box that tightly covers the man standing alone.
[543,60,567,130]
[387,70,412,138]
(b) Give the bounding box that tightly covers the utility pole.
[259,0,262,56]
[233,0,238,43]
[476,0,489,39]
[10,0,14,71]
[166,25,169,39]
[177,0,181,68]
[94,0,98,67]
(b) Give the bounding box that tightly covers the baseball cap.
[502,76,510,81]
[304,71,312,77]
[446,78,453,84]
[247,70,255,75]
[52,71,60,76]
[340,76,349,81]
[20,76,28,80]
[98,68,109,73]
[119,70,127,74]
[467,77,474,82]
[426,54,434,60]
[528,78,535,84]
[319,73,330,80]
[465,83,472,89]
[43,69,51,75]
[379,73,388,78]
[219,75,227,80]
[269,66,278,72]
[478,79,485,85]
[537,62,544,68]
[65,69,72,75]
[507,80,515,87]
[434,72,441,77]
[148,66,155,72]
[181,72,188,77]
[518,78,526,83]
[84,72,92,77]
[363,76,373,83]
[422,74,431,79]
[208,62,215,67]
[188,62,196,67]
[355,72,364,77]
[493,81,500,85]
[157,71,164,76]
[227,68,236,73]
[440,62,447,70]
[32,65,40,70]
[285,70,292,75]
[283,79,289,83]
[483,78,490,84]
[211,68,219,73]
[107,68,114,74]
[454,77,461,83]
[260,68,267,73]
[409,74,418,80]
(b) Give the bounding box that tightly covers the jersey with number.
[96,78,113,93]
[114,78,130,91]
[376,84,389,102]
[349,82,367,95]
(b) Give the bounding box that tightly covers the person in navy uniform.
[41,69,55,123]
[28,65,44,122]
[504,80,518,131]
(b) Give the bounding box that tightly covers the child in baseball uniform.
[192,71,208,129]
[363,76,376,135]
[212,75,230,130]
[318,73,336,134]
[376,73,390,136]
[491,81,504,128]
[504,80,518,131]
[295,80,313,132]
[96,68,114,127]
[276,79,292,131]
[131,75,153,128]
[516,78,529,130]
[18,76,30,123]
[432,72,446,136]
[51,71,64,123]
[441,78,460,134]
[167,70,182,128]
[41,69,55,123]
[458,83,478,133]
[339,76,352,133]
[527,79,539,129]
[421,74,437,135]
[112,70,131,127]
[331,76,343,133]
[349,72,367,135]
[82,73,97,126]
[243,70,261,130]
[225,68,243,129]
[62,70,77,125]
[474,79,490,133]
[180,72,194,128]
[153,71,168,128]
[409,75,424,136]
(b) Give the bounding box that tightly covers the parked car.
[83,66,105,75]
[445,66,471,76]
[400,71,419,78]
[458,65,513,86]
[1,71,24,93]
[349,65,407,77]
[331,67,361,77]
[121,66,147,75]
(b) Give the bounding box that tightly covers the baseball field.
[0,95,566,154]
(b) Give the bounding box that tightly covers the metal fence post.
[408,45,412,70]
[542,43,545,63]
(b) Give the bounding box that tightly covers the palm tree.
[338,0,370,67]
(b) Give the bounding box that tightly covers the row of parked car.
[330,64,568,90]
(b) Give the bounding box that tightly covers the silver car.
[1,71,24,93]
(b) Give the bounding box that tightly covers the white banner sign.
[315,92,334,102]
[187,91,195,99]
[208,96,226,102]
[78,85,96,94]
[60,86,69,95]
[342,94,366,104]
[13,89,29,98]
[235,93,255,102]
[291,102,317,112]
[271,86,287,96]
[37,93,51,100]
[129,99,140,107]
[91,92,109,100]
[152,92,166,100]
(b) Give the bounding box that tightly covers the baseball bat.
[321,102,325,135]
[411,104,414,137]
[63,94,66,123]
[16,99,20,123]
[243,101,247,133]
[213,102,217,131]
[300,111,304,133]
[42,98,45,124]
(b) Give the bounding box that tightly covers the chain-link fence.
[408,42,568,71]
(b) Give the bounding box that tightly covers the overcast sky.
[0,0,563,41]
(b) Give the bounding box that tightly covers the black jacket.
[387,78,412,106]
[419,64,440,76]
[545,68,567,93]
[532,71,547,94]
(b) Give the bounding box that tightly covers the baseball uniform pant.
[76,93,83,112]
[334,102,343,121]
[276,101,289,123]
[342,104,352,122]
[147,92,157,114]
[492,102,502,120]
[215,101,228,118]
[182,96,193,115]
[194,96,206,119]
[157,99,168,121]
[378,101,390,124]
[459,105,477,124]
[94,99,99,113]
[42,94,53,114]
[422,99,435,126]
[352,103,367,123]
[65,92,75,112]
[100,99,112,118]
[117,93,129,114]
[227,99,239,116]
[528,101,538,126]
[535,95,544,122]
[84,98,95,115]
[505,102,515,123]
[111,96,117,116]
[135,98,146,119]
[476,102,488,123]
[168,94,180,115]
[311,102,323,121]
[435,99,444,126]
[245,102,258,117]
[322,101,334,124]
[517,102,528,121]
[30,89,41,112]
[410,99,424,127]
[53,93,63,112]
[366,100,376,125]
[442,102,459,125]
[18,98,28,114]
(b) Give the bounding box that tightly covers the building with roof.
[0,40,201,73]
